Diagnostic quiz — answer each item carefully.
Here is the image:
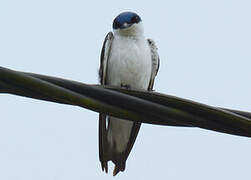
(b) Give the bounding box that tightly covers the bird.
[99,11,160,176]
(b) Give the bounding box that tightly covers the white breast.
[107,35,152,90]
[106,34,152,153]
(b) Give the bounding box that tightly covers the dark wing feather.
[99,32,114,173]
[147,39,160,90]
[99,32,113,84]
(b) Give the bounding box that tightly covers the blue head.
[113,12,142,30]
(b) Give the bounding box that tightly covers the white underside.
[106,34,152,153]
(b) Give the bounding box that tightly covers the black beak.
[120,22,133,29]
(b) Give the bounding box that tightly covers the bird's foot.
[120,84,131,89]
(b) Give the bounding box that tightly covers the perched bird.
[99,11,160,176]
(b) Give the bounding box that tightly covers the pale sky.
[0,0,251,179]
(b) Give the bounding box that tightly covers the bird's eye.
[131,15,140,23]
[113,20,120,29]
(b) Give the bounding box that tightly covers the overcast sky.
[0,0,251,179]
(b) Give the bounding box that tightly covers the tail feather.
[101,161,108,173]
[99,114,109,174]
[113,162,126,176]
[99,114,141,176]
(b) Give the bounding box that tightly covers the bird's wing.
[147,39,160,91]
[99,32,113,85]
[98,32,114,173]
